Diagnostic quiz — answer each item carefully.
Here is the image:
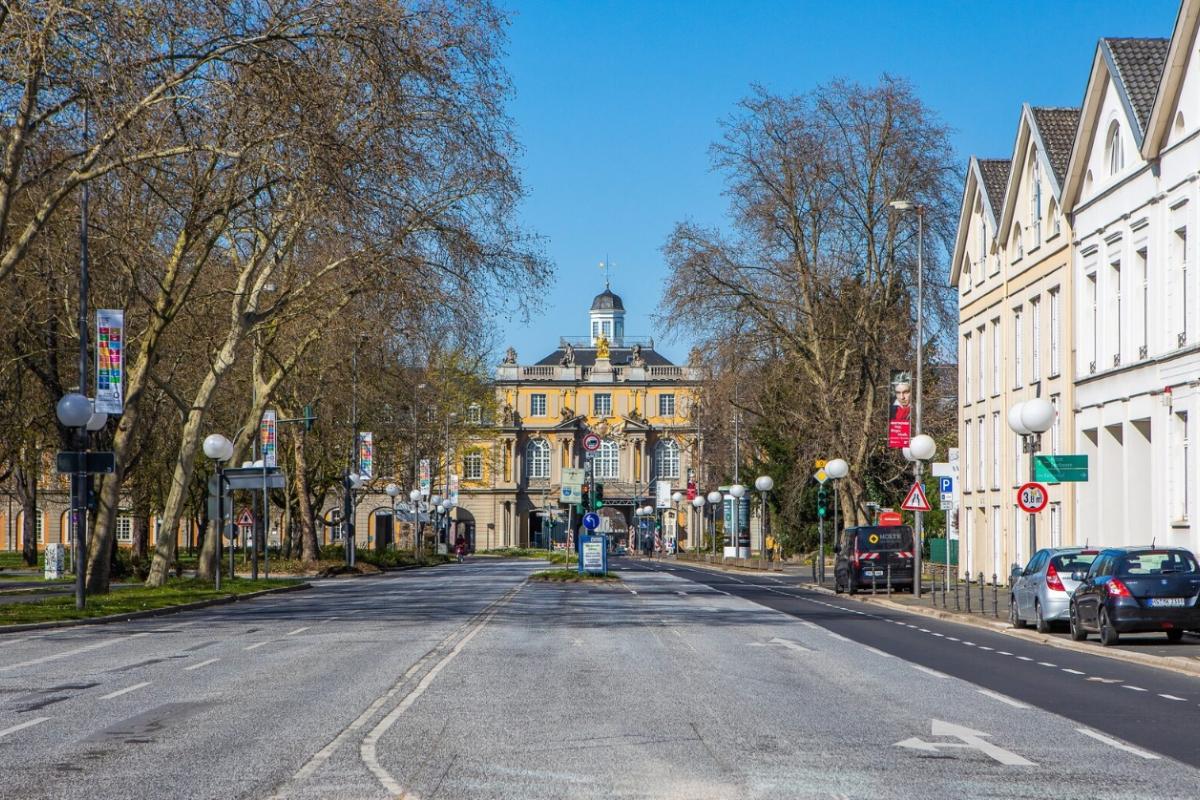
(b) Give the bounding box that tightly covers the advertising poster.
[449,473,460,505]
[358,432,374,478]
[656,479,672,509]
[888,370,912,449]
[419,458,431,496]
[260,410,277,468]
[95,309,125,414]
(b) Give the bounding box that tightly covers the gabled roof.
[949,157,1008,287]
[1062,37,1170,210]
[1029,107,1081,186]
[997,104,1079,245]
[1142,0,1200,159]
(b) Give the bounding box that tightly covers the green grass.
[0,575,74,586]
[0,577,302,626]
[530,568,618,583]
[478,547,578,564]
[0,551,42,570]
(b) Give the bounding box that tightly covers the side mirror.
[1009,566,1022,582]
[1070,571,1086,582]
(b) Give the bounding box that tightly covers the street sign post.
[582,512,600,530]
[900,482,932,512]
[937,476,955,509]
[55,451,115,474]
[582,432,601,452]
[1033,455,1088,483]
[1017,482,1049,513]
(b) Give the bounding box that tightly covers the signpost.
[582,432,601,452]
[562,467,584,502]
[1017,482,1049,514]
[900,482,932,512]
[1033,455,1088,483]
[937,476,955,509]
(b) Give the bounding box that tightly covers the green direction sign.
[1034,455,1088,483]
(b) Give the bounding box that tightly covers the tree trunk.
[130,513,149,579]
[14,460,37,567]
[294,429,318,563]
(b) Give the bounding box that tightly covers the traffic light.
[580,485,591,513]
[303,404,316,432]
[817,487,828,518]
[594,483,604,508]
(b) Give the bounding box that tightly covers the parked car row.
[1009,546,1200,645]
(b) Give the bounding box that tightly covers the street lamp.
[754,476,773,560]
[906,433,936,597]
[706,490,722,555]
[343,471,366,567]
[671,491,683,553]
[385,483,400,553]
[691,495,706,555]
[1008,399,1056,565]
[891,198,929,598]
[409,489,422,556]
[203,434,235,590]
[57,393,91,610]
[728,484,746,559]
[824,459,849,583]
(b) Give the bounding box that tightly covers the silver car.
[1009,547,1101,632]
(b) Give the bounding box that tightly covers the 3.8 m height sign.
[95,309,124,414]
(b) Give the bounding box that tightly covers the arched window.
[1012,223,1024,261]
[1030,155,1042,245]
[594,439,620,479]
[1105,121,1124,175]
[526,438,550,480]
[977,217,986,265]
[654,439,680,479]
[1048,198,1060,237]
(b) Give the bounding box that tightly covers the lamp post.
[409,489,422,556]
[691,495,706,554]
[1008,399,1056,565]
[343,471,365,567]
[825,459,849,583]
[906,433,937,596]
[754,476,773,560]
[671,491,683,553]
[203,434,234,590]
[385,483,400,553]
[891,198,928,596]
[729,483,747,558]
[56,393,91,609]
[706,490,722,555]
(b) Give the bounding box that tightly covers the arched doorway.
[367,506,395,552]
[450,507,476,553]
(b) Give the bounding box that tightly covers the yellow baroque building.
[453,286,702,550]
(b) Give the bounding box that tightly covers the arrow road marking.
[895,719,1036,766]
[768,637,811,653]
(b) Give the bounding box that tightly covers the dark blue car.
[1068,547,1200,646]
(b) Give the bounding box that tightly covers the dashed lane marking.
[1122,685,1147,692]
[184,658,220,671]
[1076,728,1160,760]
[910,664,949,678]
[99,681,150,700]
[1037,662,1057,668]
[0,632,149,673]
[863,646,893,658]
[1062,669,1086,675]
[977,688,1031,709]
[1159,694,1186,701]
[0,717,49,740]
[245,642,270,651]
[1016,656,1033,662]
[286,627,310,636]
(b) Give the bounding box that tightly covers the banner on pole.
[449,473,460,506]
[419,458,431,497]
[656,480,672,509]
[95,309,125,414]
[887,370,912,449]
[260,410,278,468]
[358,432,374,478]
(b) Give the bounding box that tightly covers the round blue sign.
[582,512,600,530]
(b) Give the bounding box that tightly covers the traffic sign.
[813,470,828,485]
[237,508,255,527]
[55,451,116,474]
[814,459,827,468]
[1033,455,1088,483]
[879,511,903,526]
[582,512,600,530]
[1017,482,1049,513]
[582,432,602,452]
[900,482,932,512]
[937,476,954,495]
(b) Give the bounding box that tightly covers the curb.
[796,582,1200,680]
[0,582,311,635]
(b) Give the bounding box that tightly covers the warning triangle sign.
[900,482,932,512]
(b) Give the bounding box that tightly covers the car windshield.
[856,528,912,552]
[1051,553,1098,574]
[1117,551,1200,576]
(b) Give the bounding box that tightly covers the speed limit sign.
[582,432,602,452]
[1017,482,1049,513]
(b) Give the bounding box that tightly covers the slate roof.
[976,159,1011,216]
[534,346,675,368]
[1104,37,1170,133]
[590,289,625,311]
[1029,107,1081,185]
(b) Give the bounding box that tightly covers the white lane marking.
[978,646,994,651]
[100,681,151,700]
[1062,668,1086,675]
[627,589,638,595]
[0,717,49,740]
[962,641,976,647]
[1037,662,1057,668]
[997,651,1012,656]
[1088,677,1121,684]
[918,628,931,633]
[896,720,1036,766]
[910,664,949,679]
[947,637,960,642]
[245,641,270,651]
[1016,656,1033,661]
[1122,685,1147,692]
[906,624,918,629]
[0,632,149,672]
[286,627,310,636]
[976,689,1031,709]
[184,658,220,671]
[931,632,945,637]
[1159,694,1186,701]
[1076,728,1160,760]
[769,637,811,653]
[826,632,850,642]
[863,646,893,658]
[798,621,821,630]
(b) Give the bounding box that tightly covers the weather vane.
[598,255,616,289]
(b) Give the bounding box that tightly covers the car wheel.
[1009,597,1026,629]
[1099,608,1120,647]
[1035,601,1051,634]
[1069,603,1087,641]
[1166,629,1184,643]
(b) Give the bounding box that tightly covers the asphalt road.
[0,557,1198,799]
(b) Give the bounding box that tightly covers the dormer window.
[1105,121,1124,175]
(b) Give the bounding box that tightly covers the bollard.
[964,573,972,613]
[992,573,999,618]
[978,572,986,614]
[886,564,892,597]
[954,572,961,611]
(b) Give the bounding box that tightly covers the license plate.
[864,570,883,577]
[1148,597,1186,608]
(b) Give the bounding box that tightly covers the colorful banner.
[888,370,912,449]
[419,458,431,497]
[95,309,125,414]
[260,409,277,468]
[449,473,460,506]
[358,432,374,478]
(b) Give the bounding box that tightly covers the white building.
[1059,3,1200,552]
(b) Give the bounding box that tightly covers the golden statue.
[596,335,610,360]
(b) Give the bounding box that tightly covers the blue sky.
[497,0,1177,363]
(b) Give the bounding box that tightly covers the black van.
[833,525,915,594]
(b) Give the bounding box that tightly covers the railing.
[521,366,556,378]
[648,366,683,378]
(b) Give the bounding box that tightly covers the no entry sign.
[1016,482,1048,513]
[582,432,602,452]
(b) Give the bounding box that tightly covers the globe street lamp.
[57,393,92,609]
[906,433,936,597]
[1008,399,1056,565]
[671,491,683,553]
[728,484,747,559]
[754,476,774,561]
[824,459,849,583]
[691,495,706,555]
[385,483,400,553]
[706,490,723,556]
[343,471,366,567]
[203,434,235,590]
[409,489,422,556]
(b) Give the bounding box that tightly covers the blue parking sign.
[938,476,954,494]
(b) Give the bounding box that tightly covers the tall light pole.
[729,483,747,559]
[56,394,91,609]
[409,488,422,557]
[754,476,773,560]
[825,459,849,583]
[891,198,930,596]
[706,490,722,555]
[691,495,706,554]
[1008,399,1056,564]
[671,491,683,553]
[203,434,234,590]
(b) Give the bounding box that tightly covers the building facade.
[952,102,1080,579]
